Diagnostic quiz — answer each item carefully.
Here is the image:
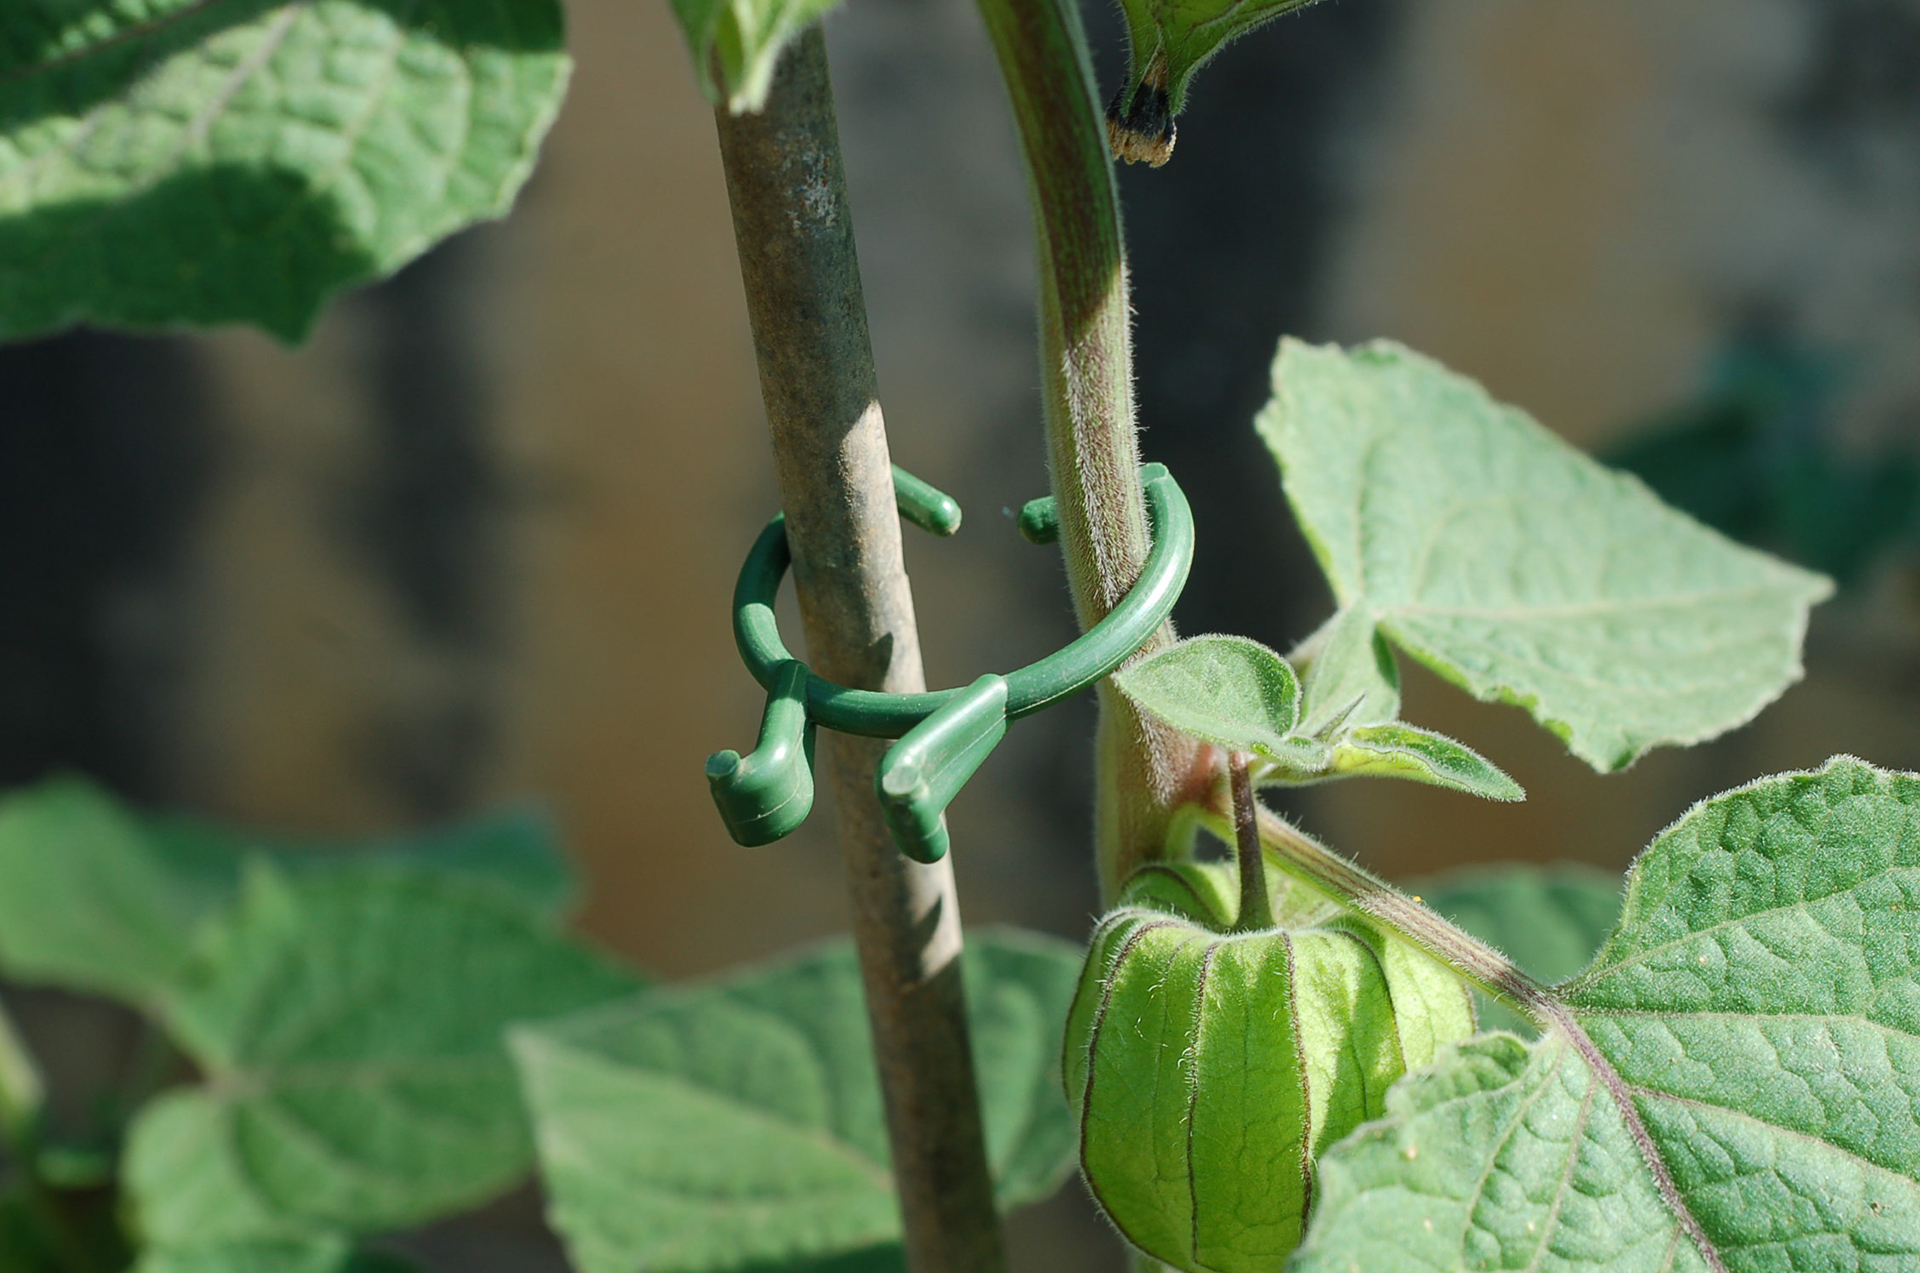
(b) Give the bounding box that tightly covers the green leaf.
[0,778,207,1002]
[511,929,1083,1273]
[0,0,569,342]
[1107,0,1322,164]
[124,866,636,1244]
[1293,757,1920,1273]
[133,1239,423,1273]
[1257,340,1834,772]
[0,777,577,1003]
[1409,863,1623,1034]
[147,802,579,921]
[1328,723,1523,803]
[1288,613,1519,802]
[668,0,839,114]
[1295,605,1401,737]
[1116,635,1315,763]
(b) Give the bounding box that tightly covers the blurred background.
[4,0,1918,1266]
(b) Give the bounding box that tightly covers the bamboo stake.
[712,30,1006,1273]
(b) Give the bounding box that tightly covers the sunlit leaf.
[1329,724,1522,803]
[1296,757,1920,1272]
[0,0,569,341]
[1115,636,1309,762]
[1258,340,1833,771]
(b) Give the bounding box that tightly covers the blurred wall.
[3,0,1919,1265]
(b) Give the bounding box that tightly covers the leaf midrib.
[1530,998,1727,1273]
[0,0,234,88]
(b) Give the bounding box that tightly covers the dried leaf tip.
[1106,59,1176,167]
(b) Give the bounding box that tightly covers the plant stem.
[974,0,1207,902]
[1228,754,1273,932]
[1193,793,1552,1021]
[712,31,1004,1273]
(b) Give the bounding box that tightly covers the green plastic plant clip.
[1017,494,1059,545]
[709,463,1192,863]
[892,464,963,537]
[705,660,816,847]
[877,675,1010,864]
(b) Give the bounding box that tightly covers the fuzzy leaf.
[668,0,838,113]
[1107,0,1322,165]
[1116,635,1311,762]
[1411,863,1623,1034]
[1295,604,1401,736]
[124,867,635,1244]
[0,777,577,1004]
[1258,340,1833,772]
[1329,724,1522,802]
[0,0,569,342]
[511,929,1082,1273]
[1294,757,1920,1273]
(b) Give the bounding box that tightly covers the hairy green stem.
[1227,754,1274,932]
[974,0,1207,903]
[1192,795,1552,1022]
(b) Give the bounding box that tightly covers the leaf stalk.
[1191,790,1553,1021]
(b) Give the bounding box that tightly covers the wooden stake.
[712,30,1006,1273]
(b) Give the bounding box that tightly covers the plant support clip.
[707,464,1193,864]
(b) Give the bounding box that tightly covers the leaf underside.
[0,0,569,342]
[1258,340,1833,773]
[1115,0,1324,115]
[512,930,1083,1273]
[1330,723,1523,803]
[1294,757,1920,1273]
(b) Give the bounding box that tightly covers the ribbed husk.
[1063,866,1474,1273]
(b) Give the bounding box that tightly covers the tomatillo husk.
[1063,865,1473,1272]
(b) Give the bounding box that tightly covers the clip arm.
[707,660,816,847]
[876,675,1010,864]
